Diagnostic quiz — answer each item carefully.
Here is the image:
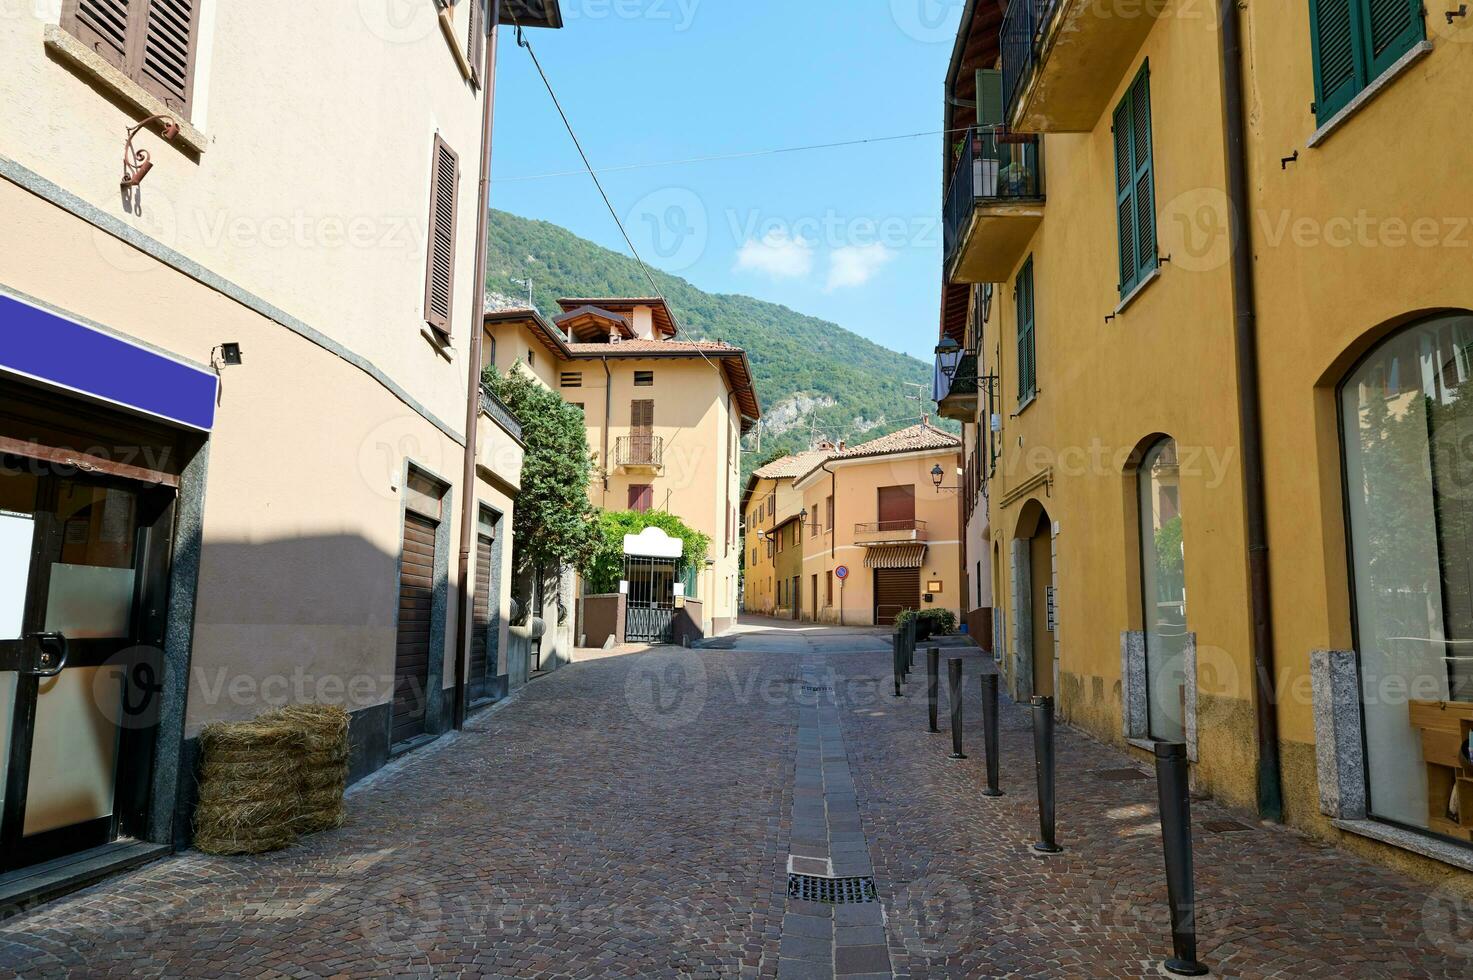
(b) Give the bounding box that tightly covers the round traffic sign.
[834,565,849,580]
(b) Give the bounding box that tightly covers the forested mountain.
[485,209,944,481]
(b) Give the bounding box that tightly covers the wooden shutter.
[392,513,438,745]
[1016,257,1036,402]
[469,530,494,700]
[424,135,460,336]
[1362,0,1423,79]
[629,484,653,512]
[631,399,654,434]
[466,0,485,87]
[976,69,1005,128]
[65,0,133,70]
[1310,0,1361,121]
[877,485,916,527]
[1113,65,1156,296]
[64,0,199,116]
[137,0,200,112]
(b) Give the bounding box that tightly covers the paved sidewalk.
[0,624,1469,978]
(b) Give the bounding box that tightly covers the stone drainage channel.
[778,659,894,980]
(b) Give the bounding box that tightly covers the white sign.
[623,526,684,559]
[619,580,629,595]
[0,511,36,640]
[673,582,686,598]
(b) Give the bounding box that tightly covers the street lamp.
[934,335,964,382]
[932,463,960,494]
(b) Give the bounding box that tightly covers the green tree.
[483,366,599,574]
[584,510,710,595]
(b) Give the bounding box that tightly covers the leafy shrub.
[895,608,958,635]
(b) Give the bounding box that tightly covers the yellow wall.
[957,3,1473,875]
[796,451,963,627]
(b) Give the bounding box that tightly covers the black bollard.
[892,630,904,698]
[926,648,941,733]
[1154,742,1209,977]
[1030,695,1062,853]
[948,658,967,760]
[980,673,1003,797]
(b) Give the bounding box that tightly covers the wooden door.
[392,513,437,745]
[468,529,495,703]
[631,399,654,462]
[874,568,919,626]
[877,485,916,532]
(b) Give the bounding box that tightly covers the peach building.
[484,298,761,637]
[742,425,962,627]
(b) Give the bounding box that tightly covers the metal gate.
[625,554,676,643]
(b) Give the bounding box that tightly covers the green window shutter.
[1360,0,1424,79]
[1016,257,1036,402]
[977,70,1005,128]
[1130,67,1158,287]
[1113,65,1156,296]
[1310,0,1362,121]
[1113,97,1137,294]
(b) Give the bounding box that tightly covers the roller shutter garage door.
[874,567,920,626]
[468,530,494,703]
[392,512,438,745]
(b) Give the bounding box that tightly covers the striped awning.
[864,544,927,569]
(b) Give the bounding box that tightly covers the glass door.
[0,457,174,871]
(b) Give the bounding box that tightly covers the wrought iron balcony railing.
[854,520,929,544]
[1001,0,1060,124]
[943,125,1045,272]
[615,435,663,468]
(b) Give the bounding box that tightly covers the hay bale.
[194,719,303,855]
[261,704,349,833]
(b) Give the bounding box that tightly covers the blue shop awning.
[0,292,217,431]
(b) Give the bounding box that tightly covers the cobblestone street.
[2,621,1471,978]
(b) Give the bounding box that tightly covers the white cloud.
[826,243,897,291]
[734,229,814,279]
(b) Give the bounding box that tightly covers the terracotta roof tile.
[563,339,744,355]
[752,448,835,480]
[791,423,960,484]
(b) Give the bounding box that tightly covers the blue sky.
[489,1,967,362]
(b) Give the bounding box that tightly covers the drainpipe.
[453,0,500,732]
[600,355,613,507]
[820,460,839,624]
[1218,0,1282,821]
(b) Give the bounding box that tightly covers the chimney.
[836,440,846,451]
[922,413,930,427]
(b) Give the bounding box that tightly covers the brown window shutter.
[466,0,485,87]
[424,135,460,336]
[136,0,201,115]
[63,0,137,74]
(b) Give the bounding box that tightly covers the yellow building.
[743,425,962,627]
[939,0,1473,877]
[484,298,760,636]
[743,447,834,618]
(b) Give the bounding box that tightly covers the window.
[561,372,582,388]
[466,0,486,87]
[1016,256,1036,403]
[1341,314,1473,844]
[634,370,654,386]
[1112,63,1158,297]
[1137,438,1187,743]
[825,495,834,531]
[63,0,203,118]
[481,331,497,371]
[628,484,653,513]
[527,349,535,367]
[826,571,834,607]
[1311,0,1424,123]
[423,135,460,336]
[570,403,584,414]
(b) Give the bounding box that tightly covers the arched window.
[1138,438,1187,743]
[1341,313,1473,840]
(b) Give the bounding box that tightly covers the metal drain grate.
[1202,819,1252,834]
[800,684,833,694]
[788,873,877,905]
[1094,768,1150,781]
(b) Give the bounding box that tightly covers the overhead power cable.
[497,127,974,182]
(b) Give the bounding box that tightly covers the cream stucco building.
[0,0,563,896]
[484,298,760,637]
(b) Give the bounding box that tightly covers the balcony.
[1002,0,1165,133]
[615,435,664,473]
[943,126,1044,284]
[936,353,979,422]
[854,520,929,546]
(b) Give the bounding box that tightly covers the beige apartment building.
[484,298,760,637]
[740,425,962,627]
[0,1,563,896]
